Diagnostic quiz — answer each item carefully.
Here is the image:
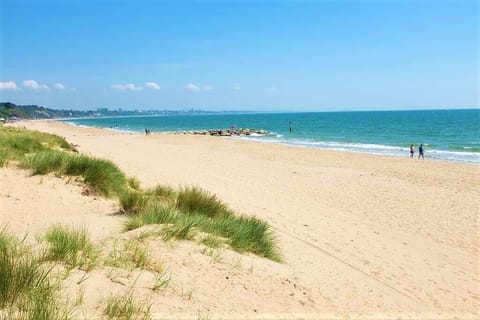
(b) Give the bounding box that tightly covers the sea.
[64,109,480,164]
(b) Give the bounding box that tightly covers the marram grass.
[124,204,178,231]
[161,219,197,241]
[42,225,97,271]
[176,186,233,218]
[119,189,150,214]
[105,240,150,271]
[0,228,69,320]
[21,150,66,175]
[127,177,141,190]
[21,150,127,197]
[200,234,223,248]
[0,126,73,157]
[0,126,126,197]
[125,188,281,261]
[145,184,177,203]
[104,290,151,320]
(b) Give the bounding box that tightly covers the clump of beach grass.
[0,126,74,166]
[20,151,127,197]
[0,126,127,197]
[0,228,68,320]
[219,216,279,261]
[20,150,66,175]
[42,225,97,271]
[192,214,280,261]
[82,158,125,195]
[104,290,151,320]
[161,219,197,241]
[124,204,178,231]
[176,186,233,218]
[119,189,150,214]
[200,234,223,249]
[124,190,281,261]
[105,240,151,271]
[145,184,177,203]
[127,177,141,191]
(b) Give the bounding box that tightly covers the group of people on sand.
[410,144,425,159]
[144,128,151,135]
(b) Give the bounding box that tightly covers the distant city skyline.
[0,0,478,111]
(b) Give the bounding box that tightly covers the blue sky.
[0,0,478,111]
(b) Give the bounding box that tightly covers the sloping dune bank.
[7,120,480,319]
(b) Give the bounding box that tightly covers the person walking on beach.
[410,144,415,158]
[418,144,424,159]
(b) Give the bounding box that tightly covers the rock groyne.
[175,128,269,136]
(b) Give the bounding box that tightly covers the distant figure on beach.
[410,144,415,158]
[418,144,424,159]
[145,128,148,135]
[289,121,292,133]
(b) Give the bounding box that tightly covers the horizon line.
[1,101,478,114]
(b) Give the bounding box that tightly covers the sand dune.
[5,120,480,319]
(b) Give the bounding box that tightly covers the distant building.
[8,115,20,122]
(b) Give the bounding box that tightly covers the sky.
[0,0,478,111]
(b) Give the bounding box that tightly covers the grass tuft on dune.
[0,228,69,320]
[119,189,150,214]
[43,225,98,271]
[1,126,126,197]
[21,151,126,197]
[123,191,281,261]
[176,186,233,218]
[124,204,178,230]
[0,126,74,167]
[104,290,151,320]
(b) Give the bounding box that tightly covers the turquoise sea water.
[64,109,479,163]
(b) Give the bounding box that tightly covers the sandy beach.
[3,120,479,319]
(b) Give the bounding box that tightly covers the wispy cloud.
[0,81,20,91]
[22,80,50,91]
[112,83,143,91]
[54,83,76,91]
[185,83,201,91]
[232,86,241,91]
[145,82,160,90]
[53,83,65,90]
[186,83,215,92]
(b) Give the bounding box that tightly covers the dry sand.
[3,120,479,319]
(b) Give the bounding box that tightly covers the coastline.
[20,117,480,165]
[6,119,480,318]
[57,115,480,164]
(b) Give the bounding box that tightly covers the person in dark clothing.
[418,144,424,159]
[410,144,415,158]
